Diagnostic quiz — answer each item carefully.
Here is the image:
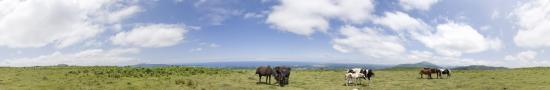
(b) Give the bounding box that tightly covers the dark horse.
[273,66,291,87]
[359,69,375,80]
[419,68,441,79]
[440,68,451,78]
[256,66,273,84]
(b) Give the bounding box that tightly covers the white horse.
[345,68,365,86]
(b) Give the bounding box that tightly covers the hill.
[452,65,507,70]
[133,61,393,70]
[391,61,439,68]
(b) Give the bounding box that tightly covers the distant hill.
[452,65,507,70]
[132,61,508,70]
[132,61,393,70]
[308,63,393,70]
[178,61,316,68]
[132,63,172,67]
[391,61,440,68]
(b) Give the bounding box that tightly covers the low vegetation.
[1,66,549,89]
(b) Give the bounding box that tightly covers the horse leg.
[437,72,443,79]
[347,78,351,86]
[353,78,356,86]
[344,75,348,86]
[428,74,432,79]
[355,78,359,85]
[345,80,348,86]
[349,78,354,86]
[356,78,359,85]
[259,75,262,83]
[348,79,351,86]
[268,76,271,84]
[358,78,362,85]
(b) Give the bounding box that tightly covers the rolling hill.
[452,65,507,70]
[133,61,393,70]
[391,61,440,68]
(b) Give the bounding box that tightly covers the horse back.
[256,66,273,75]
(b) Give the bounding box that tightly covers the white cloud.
[104,5,142,24]
[415,22,501,56]
[407,50,434,61]
[261,0,274,3]
[502,50,550,67]
[0,0,142,48]
[190,48,203,52]
[82,40,104,48]
[193,0,207,7]
[373,11,430,33]
[429,56,496,66]
[332,26,405,58]
[399,0,439,11]
[193,0,243,25]
[491,10,500,20]
[266,0,375,36]
[174,0,185,3]
[505,50,537,61]
[111,24,187,48]
[243,12,266,19]
[0,48,141,67]
[203,8,243,25]
[513,0,550,48]
[190,42,220,52]
[209,43,220,48]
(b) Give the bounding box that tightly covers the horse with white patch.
[439,68,451,78]
[359,69,374,80]
[345,68,370,86]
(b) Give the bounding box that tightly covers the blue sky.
[0,0,549,67]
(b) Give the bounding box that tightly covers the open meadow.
[1,66,550,90]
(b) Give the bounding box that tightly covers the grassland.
[1,66,550,90]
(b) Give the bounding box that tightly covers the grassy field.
[1,66,550,90]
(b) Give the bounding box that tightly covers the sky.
[0,0,549,67]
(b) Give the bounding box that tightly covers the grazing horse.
[419,68,433,79]
[273,66,291,87]
[431,68,442,79]
[440,68,451,78]
[255,66,273,84]
[360,69,374,80]
[420,68,443,79]
[345,68,365,86]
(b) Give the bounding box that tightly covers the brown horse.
[419,68,441,79]
[256,66,273,84]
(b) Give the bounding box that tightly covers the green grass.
[1,66,550,90]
